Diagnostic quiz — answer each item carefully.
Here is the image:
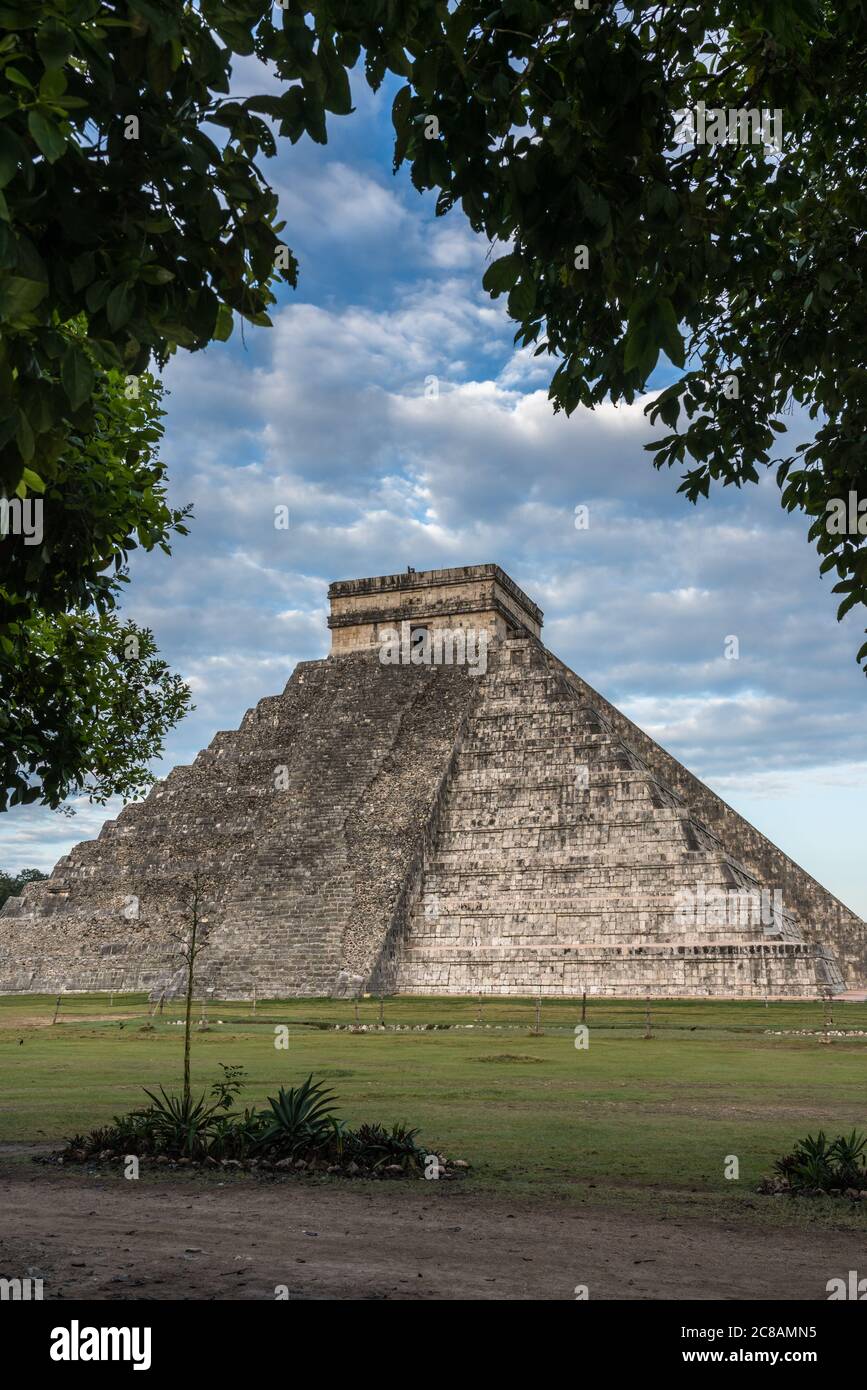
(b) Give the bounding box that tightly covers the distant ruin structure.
[0,564,862,998]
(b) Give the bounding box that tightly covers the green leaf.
[303,93,327,145]
[197,192,223,240]
[39,68,67,101]
[15,410,34,461]
[85,279,111,313]
[576,179,610,229]
[483,253,522,296]
[21,465,44,492]
[0,273,47,320]
[0,411,17,450]
[27,109,67,163]
[139,265,175,285]
[391,83,412,163]
[276,85,305,142]
[0,220,15,267]
[106,282,133,330]
[837,592,860,620]
[320,41,352,115]
[413,48,440,103]
[154,320,196,347]
[214,302,233,341]
[60,344,95,410]
[5,66,33,90]
[623,327,644,373]
[36,20,74,70]
[70,251,95,293]
[654,298,685,369]
[238,307,272,328]
[508,277,536,320]
[0,126,23,188]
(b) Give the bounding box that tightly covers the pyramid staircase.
[374,639,845,997]
[0,653,480,997]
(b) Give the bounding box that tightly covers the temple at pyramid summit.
[1,563,863,999]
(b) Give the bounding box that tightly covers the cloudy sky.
[3,57,865,917]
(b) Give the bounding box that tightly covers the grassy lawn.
[2,993,866,1226]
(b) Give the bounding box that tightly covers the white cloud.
[275,161,411,243]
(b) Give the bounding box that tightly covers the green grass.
[2,993,866,1226]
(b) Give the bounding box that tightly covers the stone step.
[449,776,672,799]
[420,864,747,889]
[433,821,694,847]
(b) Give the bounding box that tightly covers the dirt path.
[1,1157,863,1301]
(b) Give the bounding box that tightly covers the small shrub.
[342,1122,425,1172]
[209,1106,268,1161]
[831,1129,867,1189]
[58,1069,446,1179]
[210,1064,248,1111]
[139,1087,224,1159]
[768,1130,867,1195]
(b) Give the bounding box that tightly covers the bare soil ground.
[0,1150,862,1301]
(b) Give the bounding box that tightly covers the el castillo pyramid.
[1,564,863,999]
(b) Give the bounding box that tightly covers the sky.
[2,55,865,918]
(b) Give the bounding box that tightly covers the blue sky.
[3,56,866,918]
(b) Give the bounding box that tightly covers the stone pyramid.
[1,564,862,998]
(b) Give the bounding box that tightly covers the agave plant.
[343,1122,425,1171]
[108,1111,160,1154]
[787,1131,835,1190]
[253,1074,342,1158]
[772,1151,799,1179]
[794,1131,834,1162]
[830,1130,867,1188]
[774,1129,867,1193]
[792,1153,837,1190]
[139,1086,223,1158]
[81,1126,115,1153]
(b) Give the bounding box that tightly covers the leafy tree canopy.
[0,1,864,809]
[4,608,193,809]
[1,335,192,808]
[0,865,47,909]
